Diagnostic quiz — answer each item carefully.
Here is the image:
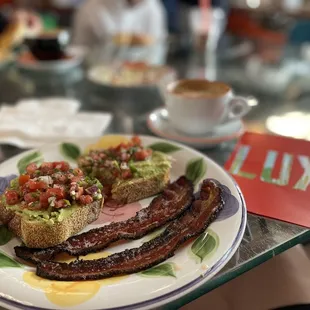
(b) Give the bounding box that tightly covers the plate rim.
[147,107,245,145]
[0,134,246,310]
[16,50,83,72]
[87,65,176,90]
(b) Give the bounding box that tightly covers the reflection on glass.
[266,111,310,140]
[246,0,261,9]
[247,97,259,107]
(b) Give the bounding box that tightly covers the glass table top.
[0,36,309,309]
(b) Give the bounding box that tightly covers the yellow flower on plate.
[23,272,101,307]
[23,252,127,307]
[85,135,130,153]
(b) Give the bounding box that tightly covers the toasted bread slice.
[0,198,103,248]
[111,151,171,204]
[79,147,171,204]
[111,169,170,204]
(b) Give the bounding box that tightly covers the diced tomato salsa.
[78,136,152,185]
[4,161,103,211]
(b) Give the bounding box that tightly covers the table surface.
[0,37,310,309]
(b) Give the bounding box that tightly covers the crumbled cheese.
[48,196,56,207]
[38,176,53,185]
[120,162,128,170]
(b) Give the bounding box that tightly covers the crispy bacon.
[15,177,194,264]
[36,179,224,281]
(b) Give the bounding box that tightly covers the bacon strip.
[15,177,194,264]
[36,179,224,281]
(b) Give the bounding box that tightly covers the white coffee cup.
[162,79,251,136]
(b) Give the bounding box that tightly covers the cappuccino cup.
[164,79,251,135]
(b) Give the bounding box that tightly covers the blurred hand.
[13,9,42,35]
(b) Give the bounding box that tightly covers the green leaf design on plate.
[191,229,219,262]
[185,158,207,185]
[60,143,81,161]
[17,151,43,174]
[0,226,13,246]
[148,142,180,154]
[140,263,176,278]
[0,251,22,268]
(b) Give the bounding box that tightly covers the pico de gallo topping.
[78,136,153,186]
[4,161,103,210]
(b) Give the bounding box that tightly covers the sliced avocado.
[5,203,78,225]
[131,151,171,178]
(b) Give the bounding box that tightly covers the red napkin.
[225,132,310,228]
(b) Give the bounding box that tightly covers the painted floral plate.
[0,135,246,310]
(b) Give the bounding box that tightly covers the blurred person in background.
[161,0,178,34]
[0,1,42,59]
[71,0,167,47]
[51,0,84,8]
[48,0,84,27]
[179,0,229,51]
[181,0,229,13]
[0,0,42,37]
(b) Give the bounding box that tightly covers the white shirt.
[72,0,167,47]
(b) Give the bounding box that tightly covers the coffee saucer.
[147,107,245,149]
[16,46,86,73]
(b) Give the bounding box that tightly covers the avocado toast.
[0,161,104,248]
[78,136,171,204]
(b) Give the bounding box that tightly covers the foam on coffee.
[170,80,230,98]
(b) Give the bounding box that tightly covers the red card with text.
[225,132,310,228]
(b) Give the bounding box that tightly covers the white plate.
[147,108,245,149]
[0,135,246,310]
[16,46,85,73]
